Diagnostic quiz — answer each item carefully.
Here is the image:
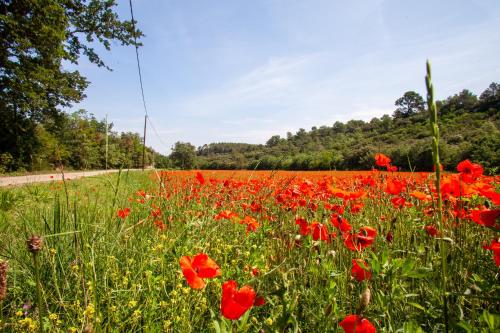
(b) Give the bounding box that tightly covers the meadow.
[1,2,498,331]
[0,160,498,332]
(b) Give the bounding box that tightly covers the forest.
[193,83,500,173]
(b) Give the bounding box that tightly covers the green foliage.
[197,82,500,172]
[171,142,197,169]
[0,0,142,170]
[394,91,426,118]
[0,109,163,173]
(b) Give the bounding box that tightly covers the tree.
[474,82,500,115]
[0,0,142,170]
[439,90,477,115]
[266,135,281,147]
[479,82,500,103]
[170,142,197,169]
[393,91,425,118]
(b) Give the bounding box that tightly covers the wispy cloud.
[171,53,322,117]
[72,0,500,155]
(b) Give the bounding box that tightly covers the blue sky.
[69,0,500,155]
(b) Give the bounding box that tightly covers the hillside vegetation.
[2,83,498,174]
[190,83,499,173]
[0,110,168,173]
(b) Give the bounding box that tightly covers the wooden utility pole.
[142,115,147,171]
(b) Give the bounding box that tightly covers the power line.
[128,0,149,170]
[128,0,172,162]
[147,116,172,153]
[128,0,148,117]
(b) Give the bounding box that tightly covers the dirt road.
[0,169,132,187]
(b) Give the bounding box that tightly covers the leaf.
[212,320,222,333]
[403,320,425,333]
[329,280,336,290]
[402,258,416,275]
[482,310,500,330]
[456,322,473,333]
[369,251,380,274]
[408,302,426,311]
[391,258,404,272]
[404,267,432,279]
[381,249,389,268]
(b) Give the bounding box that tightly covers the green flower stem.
[426,60,449,332]
[33,252,44,333]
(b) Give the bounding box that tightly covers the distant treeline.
[2,83,499,173]
[172,83,499,173]
[0,109,168,173]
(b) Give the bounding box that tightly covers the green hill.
[193,83,499,173]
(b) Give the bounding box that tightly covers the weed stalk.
[425,60,449,332]
[28,235,44,333]
[0,260,7,327]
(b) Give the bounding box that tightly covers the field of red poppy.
[0,158,499,332]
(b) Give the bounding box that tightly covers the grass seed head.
[27,235,43,254]
[360,288,371,310]
[0,260,7,301]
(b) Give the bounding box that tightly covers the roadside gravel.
[0,169,133,187]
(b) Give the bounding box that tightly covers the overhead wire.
[128,0,171,156]
[147,116,172,153]
[128,0,148,117]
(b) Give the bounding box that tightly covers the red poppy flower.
[410,191,430,201]
[311,222,330,242]
[250,201,263,213]
[117,208,131,219]
[344,226,377,252]
[221,280,255,320]
[254,295,266,307]
[457,160,483,183]
[358,226,377,246]
[331,214,352,234]
[351,259,372,282]
[154,220,166,231]
[214,210,239,221]
[350,202,364,214]
[478,188,500,205]
[339,314,376,333]
[179,253,221,289]
[386,165,398,172]
[241,216,260,233]
[424,225,439,237]
[195,171,205,185]
[151,208,162,218]
[390,196,406,209]
[470,208,500,229]
[385,179,403,196]
[374,153,391,168]
[296,217,311,236]
[482,239,500,266]
[331,204,346,215]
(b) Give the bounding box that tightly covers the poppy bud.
[386,231,393,243]
[27,235,43,254]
